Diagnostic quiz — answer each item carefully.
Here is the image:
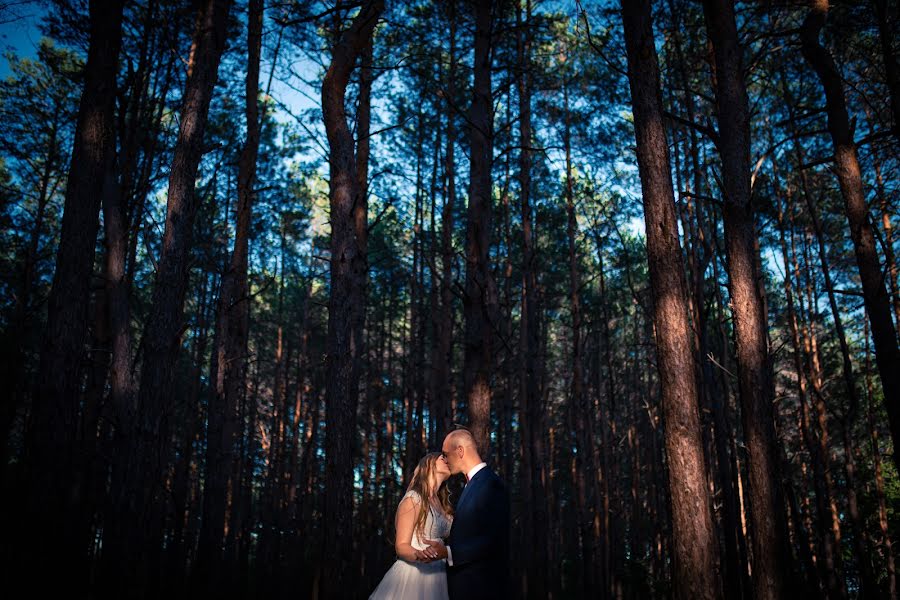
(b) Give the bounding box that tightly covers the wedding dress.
[369,490,452,600]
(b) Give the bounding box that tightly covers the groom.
[424,428,509,600]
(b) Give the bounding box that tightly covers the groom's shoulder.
[484,467,507,491]
[483,468,510,510]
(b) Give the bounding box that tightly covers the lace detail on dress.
[401,490,452,550]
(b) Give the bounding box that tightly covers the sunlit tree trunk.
[620,1,721,597]
[800,0,900,475]
[702,2,793,597]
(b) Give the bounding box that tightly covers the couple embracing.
[369,428,510,600]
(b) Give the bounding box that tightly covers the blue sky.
[0,3,46,78]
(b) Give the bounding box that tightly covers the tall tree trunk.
[169,271,210,591]
[320,3,382,596]
[404,108,426,479]
[498,156,515,484]
[702,2,792,597]
[432,0,456,443]
[800,0,900,475]
[463,0,496,459]
[594,234,615,599]
[515,2,546,596]
[24,0,124,590]
[198,0,262,589]
[670,10,746,587]
[620,2,721,597]
[433,0,457,443]
[563,75,597,595]
[126,1,232,594]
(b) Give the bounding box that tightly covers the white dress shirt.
[447,462,488,566]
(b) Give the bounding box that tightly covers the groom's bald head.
[442,428,482,474]
[446,428,477,451]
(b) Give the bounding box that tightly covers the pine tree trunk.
[702,2,793,597]
[198,0,262,589]
[404,109,426,478]
[463,0,496,459]
[169,271,210,590]
[321,3,382,595]
[515,2,547,595]
[25,0,124,590]
[594,237,615,600]
[498,158,514,484]
[800,0,900,476]
[126,1,231,593]
[620,1,721,597]
[434,0,457,442]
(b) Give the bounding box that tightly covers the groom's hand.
[414,549,434,563]
[424,539,448,560]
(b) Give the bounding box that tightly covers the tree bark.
[800,0,900,476]
[320,2,382,596]
[702,2,794,597]
[463,0,497,459]
[25,0,124,590]
[562,75,598,596]
[127,0,232,593]
[433,0,457,444]
[620,1,721,598]
[198,0,262,589]
[432,0,457,443]
[515,2,548,596]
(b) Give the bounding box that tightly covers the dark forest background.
[1,0,899,598]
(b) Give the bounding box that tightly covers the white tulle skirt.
[369,558,449,600]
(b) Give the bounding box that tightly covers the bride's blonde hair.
[406,452,453,539]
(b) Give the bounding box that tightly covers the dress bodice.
[402,490,452,550]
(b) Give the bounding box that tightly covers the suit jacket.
[446,466,509,600]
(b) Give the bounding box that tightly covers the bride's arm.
[394,496,426,562]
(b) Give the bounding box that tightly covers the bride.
[369,452,454,599]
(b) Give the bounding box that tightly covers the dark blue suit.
[446,466,509,600]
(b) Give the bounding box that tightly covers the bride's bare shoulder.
[400,490,423,505]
